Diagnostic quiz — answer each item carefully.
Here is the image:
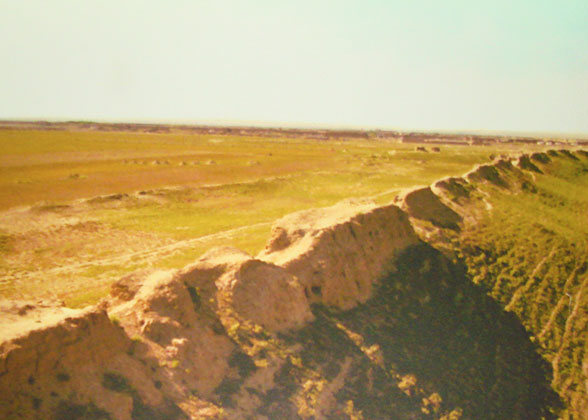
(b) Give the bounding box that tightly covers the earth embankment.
[2,149,587,419]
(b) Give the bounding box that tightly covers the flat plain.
[0,126,563,307]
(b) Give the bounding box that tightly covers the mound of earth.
[531,152,552,164]
[516,154,543,173]
[431,177,473,203]
[465,163,509,188]
[177,247,313,332]
[0,302,182,420]
[396,187,462,230]
[259,199,419,310]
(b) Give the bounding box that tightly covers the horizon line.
[1,117,587,140]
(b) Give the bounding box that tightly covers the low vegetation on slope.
[435,151,588,419]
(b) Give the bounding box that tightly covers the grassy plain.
[0,128,546,306]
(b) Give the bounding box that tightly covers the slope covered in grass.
[446,151,588,419]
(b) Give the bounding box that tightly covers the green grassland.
[1,129,495,209]
[1,128,522,307]
[0,129,568,310]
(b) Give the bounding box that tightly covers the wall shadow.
[280,243,562,419]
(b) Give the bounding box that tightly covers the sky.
[1,1,587,135]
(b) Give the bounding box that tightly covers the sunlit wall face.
[0,0,587,135]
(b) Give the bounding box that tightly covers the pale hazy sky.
[1,1,587,135]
